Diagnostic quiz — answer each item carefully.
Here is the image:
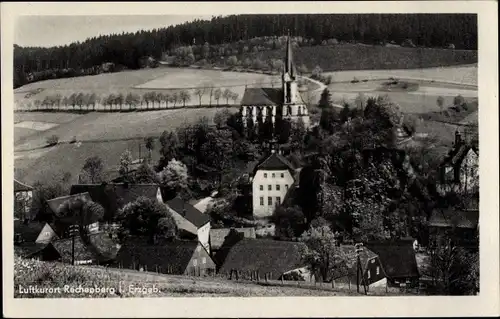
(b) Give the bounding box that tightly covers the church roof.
[284,36,297,78]
[255,152,296,172]
[240,87,283,106]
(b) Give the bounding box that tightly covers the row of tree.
[20,88,240,111]
[14,14,476,87]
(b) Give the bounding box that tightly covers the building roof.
[429,208,479,229]
[218,238,307,279]
[283,35,297,79]
[14,242,49,258]
[210,227,257,251]
[165,197,210,228]
[14,220,47,243]
[329,245,380,280]
[240,87,283,106]
[255,152,296,173]
[70,183,160,221]
[366,240,419,279]
[46,192,93,215]
[116,237,211,272]
[14,179,33,192]
[441,141,478,168]
[52,236,98,262]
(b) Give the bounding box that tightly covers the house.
[250,151,297,218]
[34,222,59,244]
[46,192,100,237]
[115,238,216,276]
[437,130,479,195]
[164,197,211,253]
[14,179,33,221]
[70,183,162,221]
[328,245,387,288]
[17,242,61,262]
[240,35,310,136]
[14,220,47,245]
[429,207,479,248]
[209,227,256,253]
[218,238,309,280]
[366,240,420,288]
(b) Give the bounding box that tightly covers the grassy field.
[15,258,360,297]
[247,44,477,73]
[14,107,238,184]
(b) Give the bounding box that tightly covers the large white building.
[251,151,296,219]
[240,36,310,135]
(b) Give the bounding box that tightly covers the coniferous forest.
[14,14,477,88]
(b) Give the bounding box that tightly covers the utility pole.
[355,243,367,295]
[69,224,79,265]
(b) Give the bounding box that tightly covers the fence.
[111,261,216,278]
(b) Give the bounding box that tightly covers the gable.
[35,223,59,244]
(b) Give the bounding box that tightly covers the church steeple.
[283,33,296,79]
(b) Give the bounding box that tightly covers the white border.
[2,2,499,318]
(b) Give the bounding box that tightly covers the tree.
[339,103,351,123]
[231,92,239,104]
[69,93,77,110]
[213,88,222,106]
[354,93,367,110]
[312,65,323,79]
[170,92,179,107]
[76,92,85,110]
[116,196,178,243]
[222,88,233,105]
[453,94,465,108]
[158,130,180,170]
[227,55,238,68]
[126,92,140,110]
[320,108,338,134]
[437,96,445,112]
[194,87,206,106]
[300,225,352,282]
[159,159,189,196]
[273,205,307,239]
[318,88,333,109]
[213,109,232,129]
[81,156,104,183]
[119,149,133,178]
[88,93,97,110]
[56,197,104,236]
[200,129,234,184]
[144,137,155,162]
[134,162,160,184]
[46,135,59,146]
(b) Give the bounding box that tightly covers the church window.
[268,197,272,206]
[260,197,264,206]
[260,185,263,191]
[276,184,280,191]
[268,185,272,191]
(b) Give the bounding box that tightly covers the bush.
[351,77,360,83]
[46,135,59,146]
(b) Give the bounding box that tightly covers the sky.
[14,15,212,47]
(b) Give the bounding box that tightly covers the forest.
[14,14,477,88]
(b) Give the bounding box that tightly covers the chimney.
[455,130,462,146]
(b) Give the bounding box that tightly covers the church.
[240,36,311,135]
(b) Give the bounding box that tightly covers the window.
[268,185,272,191]
[264,173,268,178]
[367,270,371,279]
[202,257,206,264]
[260,185,263,191]
[260,197,264,206]
[193,259,198,267]
[376,266,380,275]
[285,184,289,190]
[276,184,280,191]
[272,173,275,178]
[276,197,281,204]
[281,173,284,178]
[268,197,272,206]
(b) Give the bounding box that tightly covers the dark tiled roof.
[218,238,307,279]
[116,237,209,273]
[14,242,49,258]
[441,142,478,168]
[240,87,283,106]
[70,183,160,221]
[14,221,46,242]
[429,208,479,229]
[366,241,419,279]
[14,179,33,192]
[210,227,256,251]
[255,152,296,172]
[46,193,93,215]
[52,236,98,263]
[165,197,210,228]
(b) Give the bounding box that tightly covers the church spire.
[284,32,296,79]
